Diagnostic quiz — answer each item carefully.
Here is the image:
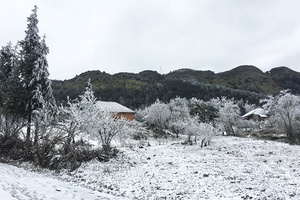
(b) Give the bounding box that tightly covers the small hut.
[96,101,135,121]
[242,108,268,121]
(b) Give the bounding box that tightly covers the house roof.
[95,101,135,113]
[242,108,268,118]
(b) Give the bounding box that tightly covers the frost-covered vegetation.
[1,5,300,200]
[136,97,217,146]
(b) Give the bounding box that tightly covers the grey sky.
[1,0,300,80]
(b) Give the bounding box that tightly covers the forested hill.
[52,65,300,109]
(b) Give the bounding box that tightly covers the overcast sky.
[1,0,300,80]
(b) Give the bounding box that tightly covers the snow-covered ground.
[0,163,122,200]
[1,136,300,199]
[58,136,300,199]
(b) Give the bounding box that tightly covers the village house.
[242,108,268,121]
[95,101,135,121]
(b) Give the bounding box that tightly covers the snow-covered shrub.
[236,118,259,134]
[168,97,190,121]
[138,97,217,146]
[31,87,62,167]
[262,90,300,144]
[121,120,148,141]
[198,122,216,147]
[53,80,105,169]
[92,112,126,154]
[0,115,24,139]
[182,117,199,145]
[59,80,101,152]
[143,98,190,134]
[182,116,216,147]
[0,116,26,160]
[168,97,190,137]
[134,108,148,122]
[144,100,171,131]
[49,141,98,171]
[215,97,240,136]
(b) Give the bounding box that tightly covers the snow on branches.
[262,90,300,143]
[140,97,216,146]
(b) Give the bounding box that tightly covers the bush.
[50,142,98,171]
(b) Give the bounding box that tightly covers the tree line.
[52,70,265,109]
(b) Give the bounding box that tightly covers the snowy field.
[0,163,122,200]
[1,136,300,199]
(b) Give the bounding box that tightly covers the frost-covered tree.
[216,97,240,135]
[0,43,19,114]
[61,79,99,147]
[168,97,190,137]
[197,122,215,147]
[182,116,215,147]
[262,90,300,143]
[144,100,171,131]
[168,97,190,121]
[62,80,129,155]
[18,6,55,142]
[93,112,126,154]
[139,97,216,145]
[0,43,25,139]
[189,98,218,123]
[181,116,199,144]
[32,87,61,167]
[32,35,57,140]
[0,43,14,107]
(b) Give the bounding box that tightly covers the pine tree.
[18,5,56,143]
[0,42,24,117]
[0,42,15,109]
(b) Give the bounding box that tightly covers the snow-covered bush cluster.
[137,97,218,146]
[261,90,300,144]
[137,92,300,145]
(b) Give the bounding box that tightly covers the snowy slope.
[57,136,300,199]
[0,163,122,200]
[1,136,300,199]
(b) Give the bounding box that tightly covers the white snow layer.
[1,136,300,199]
[242,108,268,118]
[0,163,122,200]
[96,101,135,113]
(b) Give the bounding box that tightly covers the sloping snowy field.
[0,163,122,200]
[58,136,300,199]
[1,136,300,199]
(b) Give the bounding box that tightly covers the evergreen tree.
[0,42,15,110]
[18,5,56,143]
[0,43,25,118]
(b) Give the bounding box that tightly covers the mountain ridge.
[52,65,300,108]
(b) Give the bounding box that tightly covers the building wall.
[115,112,135,121]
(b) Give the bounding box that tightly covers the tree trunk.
[26,113,32,143]
[286,123,295,144]
[34,120,39,146]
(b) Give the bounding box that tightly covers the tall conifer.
[18,6,56,142]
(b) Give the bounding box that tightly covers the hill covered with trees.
[52,65,300,109]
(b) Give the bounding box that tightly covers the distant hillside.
[52,66,300,109]
[268,67,300,94]
[216,65,281,93]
